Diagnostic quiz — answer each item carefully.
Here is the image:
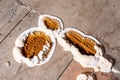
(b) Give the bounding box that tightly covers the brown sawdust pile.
[43,17,59,30]
[22,31,51,58]
[65,31,96,55]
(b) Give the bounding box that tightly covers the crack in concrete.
[13,64,23,77]
[16,0,27,7]
[102,35,120,52]
[57,58,73,80]
[16,64,23,73]
[0,9,31,44]
[101,26,120,40]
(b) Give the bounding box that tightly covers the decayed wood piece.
[0,0,31,43]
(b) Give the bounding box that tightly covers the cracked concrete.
[16,0,27,7]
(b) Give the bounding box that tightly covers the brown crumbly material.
[22,31,52,58]
[43,17,59,30]
[65,31,96,55]
[83,72,96,80]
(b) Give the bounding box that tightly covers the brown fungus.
[65,31,96,55]
[22,31,52,58]
[43,17,59,30]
